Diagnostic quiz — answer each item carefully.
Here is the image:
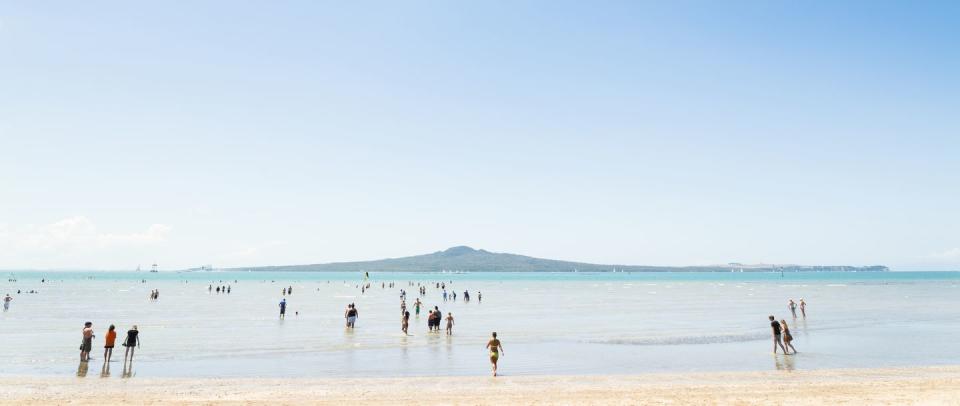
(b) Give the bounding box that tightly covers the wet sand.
[1,366,958,405]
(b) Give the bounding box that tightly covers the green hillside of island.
[214,246,889,273]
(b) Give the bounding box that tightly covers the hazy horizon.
[0,245,949,273]
[2,2,958,271]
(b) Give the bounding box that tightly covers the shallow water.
[1,271,958,378]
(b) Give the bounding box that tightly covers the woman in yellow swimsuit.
[485,332,504,377]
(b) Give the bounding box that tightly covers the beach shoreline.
[2,365,958,405]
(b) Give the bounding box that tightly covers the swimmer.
[445,312,454,335]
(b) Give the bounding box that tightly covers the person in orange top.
[103,325,117,363]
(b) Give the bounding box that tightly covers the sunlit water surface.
[2,271,958,378]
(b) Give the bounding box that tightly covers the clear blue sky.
[1,1,957,270]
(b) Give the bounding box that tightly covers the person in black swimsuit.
[769,315,787,354]
[123,325,140,363]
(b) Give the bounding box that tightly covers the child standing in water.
[402,311,410,335]
[799,298,807,318]
[486,332,503,377]
[103,325,117,363]
[445,313,455,335]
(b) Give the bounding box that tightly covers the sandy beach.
[2,366,958,405]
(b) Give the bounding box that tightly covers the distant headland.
[205,246,889,273]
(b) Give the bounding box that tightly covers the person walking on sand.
[103,325,117,363]
[123,325,140,363]
[445,312,455,335]
[788,299,798,318]
[800,298,807,318]
[3,294,11,311]
[769,315,788,354]
[80,321,95,362]
[486,332,504,377]
[780,319,797,354]
[402,311,410,335]
[279,298,287,319]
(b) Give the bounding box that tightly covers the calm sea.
[2,270,958,378]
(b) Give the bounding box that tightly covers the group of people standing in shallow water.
[209,284,231,294]
[276,279,501,375]
[80,321,140,363]
[770,298,806,355]
[71,277,504,377]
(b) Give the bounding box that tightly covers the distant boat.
[150,263,159,273]
[136,265,141,272]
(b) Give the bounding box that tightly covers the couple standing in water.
[345,303,359,328]
[769,315,797,355]
[788,298,807,318]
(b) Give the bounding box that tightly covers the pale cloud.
[214,240,287,267]
[930,247,960,260]
[0,216,172,254]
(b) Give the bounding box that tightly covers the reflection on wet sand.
[774,355,796,371]
[122,361,135,378]
[76,361,89,377]
[100,361,111,378]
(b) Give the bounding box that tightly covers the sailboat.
[150,263,159,273]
